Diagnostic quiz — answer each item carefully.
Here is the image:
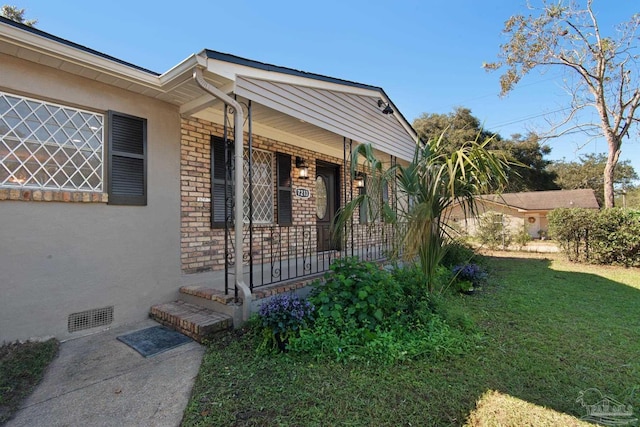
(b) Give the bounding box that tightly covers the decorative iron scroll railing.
[224,222,404,295]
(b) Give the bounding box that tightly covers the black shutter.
[277,153,292,225]
[108,111,146,205]
[211,136,233,228]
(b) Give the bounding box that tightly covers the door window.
[315,175,327,219]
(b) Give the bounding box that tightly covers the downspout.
[193,67,252,322]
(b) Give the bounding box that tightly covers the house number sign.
[295,188,311,199]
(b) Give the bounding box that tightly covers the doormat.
[117,326,193,358]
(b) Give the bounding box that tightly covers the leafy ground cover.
[0,339,59,424]
[182,255,640,426]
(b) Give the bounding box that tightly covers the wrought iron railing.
[224,222,403,294]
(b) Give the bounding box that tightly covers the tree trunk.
[603,139,621,208]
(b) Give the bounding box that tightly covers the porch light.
[354,171,365,188]
[296,156,309,179]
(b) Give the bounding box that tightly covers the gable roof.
[0,17,419,160]
[479,189,600,211]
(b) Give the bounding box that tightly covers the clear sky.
[17,0,640,173]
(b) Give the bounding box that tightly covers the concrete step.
[149,300,232,343]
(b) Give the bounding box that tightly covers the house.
[0,17,419,342]
[449,189,600,238]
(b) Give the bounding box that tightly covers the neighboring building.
[450,189,600,238]
[0,17,418,342]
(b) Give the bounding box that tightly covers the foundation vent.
[68,306,114,332]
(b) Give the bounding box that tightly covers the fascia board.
[0,24,161,89]
[206,57,381,98]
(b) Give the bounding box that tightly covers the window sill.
[0,188,108,203]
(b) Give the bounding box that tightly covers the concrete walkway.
[8,319,204,427]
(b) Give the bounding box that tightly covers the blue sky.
[18,0,640,172]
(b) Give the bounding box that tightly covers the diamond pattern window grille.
[0,91,104,191]
[243,148,273,224]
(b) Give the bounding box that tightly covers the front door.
[316,161,340,251]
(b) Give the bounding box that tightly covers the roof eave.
[0,17,162,90]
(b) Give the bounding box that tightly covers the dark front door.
[316,161,340,251]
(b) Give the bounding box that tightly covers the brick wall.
[180,117,359,274]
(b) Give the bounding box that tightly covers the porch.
[181,222,402,296]
[152,50,418,339]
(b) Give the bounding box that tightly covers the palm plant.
[335,133,509,293]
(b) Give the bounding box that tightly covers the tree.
[491,133,559,192]
[413,107,494,155]
[413,108,557,192]
[484,0,640,208]
[1,5,37,27]
[335,135,509,293]
[548,153,638,206]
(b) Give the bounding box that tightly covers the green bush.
[308,257,403,331]
[441,239,476,268]
[285,258,478,364]
[476,212,512,250]
[548,208,640,267]
[513,224,532,248]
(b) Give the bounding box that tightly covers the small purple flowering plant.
[258,293,315,351]
[452,263,488,292]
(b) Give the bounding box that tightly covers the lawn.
[182,255,640,426]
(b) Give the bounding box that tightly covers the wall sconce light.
[377,99,394,115]
[354,171,365,188]
[295,156,309,179]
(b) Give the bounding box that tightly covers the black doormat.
[117,325,193,358]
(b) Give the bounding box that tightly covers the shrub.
[285,258,478,364]
[549,208,640,267]
[308,257,402,331]
[476,212,512,249]
[441,239,476,268]
[513,224,532,248]
[257,293,315,352]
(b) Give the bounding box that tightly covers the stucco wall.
[0,54,182,342]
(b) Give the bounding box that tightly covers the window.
[0,91,103,191]
[107,111,147,205]
[243,148,273,224]
[210,137,276,226]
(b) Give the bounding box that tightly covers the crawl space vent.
[68,306,114,332]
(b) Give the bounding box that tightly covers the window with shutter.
[108,111,146,205]
[276,153,292,225]
[211,135,233,228]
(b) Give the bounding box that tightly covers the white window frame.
[0,91,104,192]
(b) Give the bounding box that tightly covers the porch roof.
[0,17,419,161]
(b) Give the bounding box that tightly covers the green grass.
[182,255,640,426]
[0,339,59,424]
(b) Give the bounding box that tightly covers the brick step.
[149,300,232,343]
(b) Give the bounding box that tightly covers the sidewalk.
[7,319,204,427]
